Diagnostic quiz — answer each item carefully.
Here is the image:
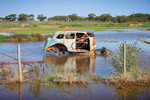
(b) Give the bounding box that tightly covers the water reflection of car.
[44,54,96,73]
[43,30,96,55]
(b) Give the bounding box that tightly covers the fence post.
[123,43,127,76]
[18,44,22,83]
[19,83,22,100]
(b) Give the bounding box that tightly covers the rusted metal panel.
[44,30,97,54]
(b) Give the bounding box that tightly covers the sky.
[0,0,150,18]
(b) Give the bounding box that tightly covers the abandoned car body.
[44,30,96,54]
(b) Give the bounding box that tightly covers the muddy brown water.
[0,28,150,100]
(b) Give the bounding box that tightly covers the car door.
[64,33,76,52]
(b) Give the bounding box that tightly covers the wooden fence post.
[123,43,127,76]
[19,83,22,100]
[18,44,22,83]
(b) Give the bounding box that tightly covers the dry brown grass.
[108,72,150,85]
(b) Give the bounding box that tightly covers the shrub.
[0,35,12,39]
[112,42,141,74]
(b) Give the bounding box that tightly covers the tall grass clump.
[111,42,150,84]
[112,42,141,74]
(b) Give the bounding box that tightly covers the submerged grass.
[98,40,119,43]
[94,29,106,31]
[0,64,104,85]
[0,61,150,86]
[137,39,150,44]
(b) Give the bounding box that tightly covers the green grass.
[137,39,146,43]
[94,29,106,31]
[0,33,51,42]
[14,27,64,33]
[0,21,150,33]
[0,35,13,39]
[59,24,84,28]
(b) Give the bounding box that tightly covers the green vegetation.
[37,14,47,21]
[0,21,150,33]
[0,35,13,40]
[0,13,150,33]
[1,13,150,22]
[110,42,150,85]
[112,42,141,73]
[111,30,126,32]
[137,39,150,44]
[0,33,51,42]
[94,29,106,31]
[0,63,103,85]
[98,40,119,43]
[59,24,84,28]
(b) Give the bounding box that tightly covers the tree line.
[0,13,150,23]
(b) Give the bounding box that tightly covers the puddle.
[0,83,150,100]
[0,28,150,99]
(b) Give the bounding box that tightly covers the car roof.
[55,30,86,34]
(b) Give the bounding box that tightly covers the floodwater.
[0,28,150,100]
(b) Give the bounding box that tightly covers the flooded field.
[0,28,150,100]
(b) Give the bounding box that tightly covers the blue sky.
[0,0,150,18]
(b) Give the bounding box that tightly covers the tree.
[48,17,53,21]
[37,14,47,21]
[78,16,86,21]
[95,16,100,21]
[88,13,96,21]
[116,15,127,23]
[129,13,150,22]
[18,14,28,21]
[68,14,78,21]
[49,15,67,21]
[5,14,17,21]
[28,14,34,21]
[99,14,112,22]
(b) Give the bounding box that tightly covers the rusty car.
[43,30,96,55]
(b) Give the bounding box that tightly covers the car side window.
[65,33,75,39]
[76,33,86,38]
[56,34,64,39]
